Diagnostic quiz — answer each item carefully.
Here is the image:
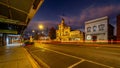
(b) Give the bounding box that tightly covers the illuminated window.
[87,27,91,32]
[64,31,68,36]
[93,26,97,32]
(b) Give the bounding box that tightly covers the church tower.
[61,18,65,24]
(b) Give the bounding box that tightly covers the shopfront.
[6,34,22,46]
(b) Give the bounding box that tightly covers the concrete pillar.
[3,33,7,46]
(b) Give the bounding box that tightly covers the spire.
[61,18,65,24]
[61,13,65,24]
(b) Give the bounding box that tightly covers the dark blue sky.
[27,0,120,32]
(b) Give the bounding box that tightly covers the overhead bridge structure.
[0,0,44,46]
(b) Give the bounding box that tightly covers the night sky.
[26,0,120,34]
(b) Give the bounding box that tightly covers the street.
[26,43,120,68]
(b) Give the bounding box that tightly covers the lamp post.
[38,24,44,40]
[30,30,35,42]
[38,24,44,35]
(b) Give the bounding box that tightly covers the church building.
[56,18,84,42]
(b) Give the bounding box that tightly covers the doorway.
[92,36,97,42]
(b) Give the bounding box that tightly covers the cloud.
[79,4,120,23]
[60,16,77,23]
[59,15,83,27]
[58,4,120,31]
[27,4,120,32]
[59,5,120,26]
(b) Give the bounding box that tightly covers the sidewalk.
[0,46,40,68]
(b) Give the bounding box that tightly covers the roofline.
[85,16,108,24]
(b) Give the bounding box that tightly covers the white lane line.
[68,59,85,68]
[38,46,114,68]
[31,49,46,52]
[31,50,41,52]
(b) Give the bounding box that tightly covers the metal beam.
[0,18,27,26]
[0,29,18,34]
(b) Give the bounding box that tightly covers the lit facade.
[70,30,84,41]
[6,35,22,46]
[85,16,114,42]
[56,18,84,42]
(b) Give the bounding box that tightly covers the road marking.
[31,49,46,52]
[37,46,114,68]
[68,59,85,68]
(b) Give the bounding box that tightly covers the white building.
[85,16,114,42]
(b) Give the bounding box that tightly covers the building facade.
[117,14,120,42]
[70,30,84,41]
[56,18,84,42]
[85,16,114,42]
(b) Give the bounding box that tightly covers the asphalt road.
[26,43,120,68]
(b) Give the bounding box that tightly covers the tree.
[33,32,45,40]
[48,27,56,40]
[33,32,39,40]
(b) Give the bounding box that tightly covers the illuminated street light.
[39,24,44,30]
[32,30,35,33]
[42,31,44,34]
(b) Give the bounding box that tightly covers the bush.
[24,40,34,46]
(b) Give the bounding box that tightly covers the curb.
[30,52,50,68]
[25,47,50,68]
[44,42,120,48]
[81,44,120,48]
[24,48,41,68]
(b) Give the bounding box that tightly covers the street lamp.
[32,30,35,33]
[38,24,44,40]
[39,24,44,30]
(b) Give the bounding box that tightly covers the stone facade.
[56,18,84,42]
[85,16,114,42]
